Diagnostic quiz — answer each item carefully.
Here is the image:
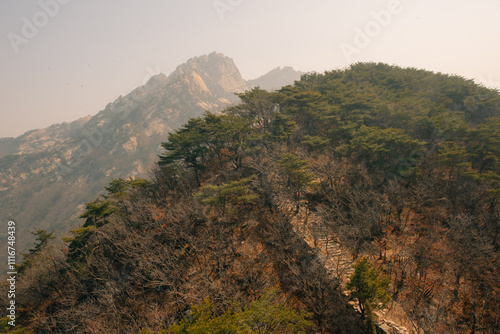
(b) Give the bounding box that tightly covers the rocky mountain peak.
[170,52,248,101]
[145,72,168,87]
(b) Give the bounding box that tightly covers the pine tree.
[279,153,316,211]
[195,177,258,215]
[141,289,311,334]
[346,258,390,334]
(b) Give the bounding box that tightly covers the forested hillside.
[3,63,499,334]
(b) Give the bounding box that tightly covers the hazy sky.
[1,0,499,138]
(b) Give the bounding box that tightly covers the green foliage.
[27,229,55,254]
[430,111,469,141]
[438,141,471,171]
[167,297,247,334]
[104,178,129,199]
[143,289,311,334]
[231,87,279,133]
[195,177,259,214]
[279,153,316,191]
[64,177,149,262]
[268,113,296,140]
[337,126,425,176]
[159,117,210,177]
[0,317,30,333]
[159,113,253,184]
[238,289,311,333]
[468,117,500,173]
[17,229,55,273]
[104,177,152,200]
[79,198,117,228]
[346,259,390,311]
[346,259,390,333]
[274,62,500,184]
[301,135,329,153]
[231,88,297,141]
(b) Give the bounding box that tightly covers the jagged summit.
[170,52,248,102]
[1,53,247,158]
[103,52,247,119]
[145,72,168,87]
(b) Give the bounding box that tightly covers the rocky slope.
[0,52,302,257]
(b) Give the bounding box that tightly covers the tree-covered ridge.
[3,63,499,334]
[280,63,500,177]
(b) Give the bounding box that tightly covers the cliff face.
[0,53,248,254]
[170,52,249,101]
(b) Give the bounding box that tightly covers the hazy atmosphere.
[1,0,499,138]
[2,1,500,333]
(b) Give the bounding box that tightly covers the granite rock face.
[0,52,302,256]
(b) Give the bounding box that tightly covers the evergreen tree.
[159,113,253,184]
[279,153,316,211]
[141,289,311,334]
[17,229,55,274]
[195,177,258,215]
[346,258,390,334]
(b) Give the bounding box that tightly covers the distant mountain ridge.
[0,116,92,160]
[247,66,304,91]
[0,52,303,255]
